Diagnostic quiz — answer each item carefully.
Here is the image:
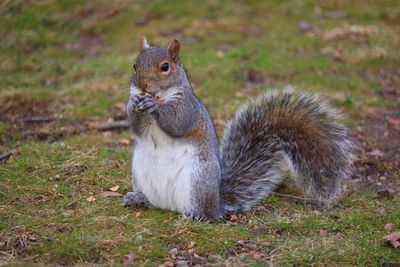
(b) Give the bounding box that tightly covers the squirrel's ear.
[168,39,180,64]
[140,36,150,50]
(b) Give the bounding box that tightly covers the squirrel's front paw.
[127,95,142,113]
[138,95,159,113]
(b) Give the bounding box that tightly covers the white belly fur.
[132,118,196,213]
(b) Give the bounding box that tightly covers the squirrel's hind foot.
[123,191,150,207]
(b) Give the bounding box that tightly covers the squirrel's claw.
[128,95,142,113]
[138,96,159,113]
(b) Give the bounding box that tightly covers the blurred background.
[0,1,399,265]
[1,0,399,127]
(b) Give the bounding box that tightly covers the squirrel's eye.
[133,64,137,71]
[160,62,169,72]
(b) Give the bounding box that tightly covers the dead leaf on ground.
[367,149,384,157]
[229,214,239,222]
[387,118,400,130]
[86,196,96,202]
[383,231,400,248]
[109,185,120,192]
[322,25,375,40]
[318,229,327,236]
[123,253,138,266]
[384,223,394,232]
[157,261,174,267]
[101,191,122,197]
[119,139,131,146]
[249,250,266,260]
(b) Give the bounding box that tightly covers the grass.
[1,0,400,265]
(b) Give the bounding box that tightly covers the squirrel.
[123,37,353,221]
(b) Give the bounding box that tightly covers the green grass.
[1,0,400,265]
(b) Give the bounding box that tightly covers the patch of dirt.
[0,94,55,145]
[222,240,275,263]
[64,34,107,59]
[379,68,399,101]
[0,94,128,146]
[350,107,400,194]
[0,226,38,261]
[235,68,296,98]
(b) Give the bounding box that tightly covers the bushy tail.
[219,88,353,213]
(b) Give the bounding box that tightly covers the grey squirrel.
[123,37,353,221]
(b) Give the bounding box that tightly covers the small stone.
[136,234,143,241]
[169,247,179,256]
[175,260,188,266]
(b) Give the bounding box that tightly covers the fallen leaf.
[322,25,374,40]
[157,261,174,267]
[109,185,120,192]
[383,231,400,248]
[66,201,78,209]
[135,212,141,218]
[119,139,131,146]
[384,223,394,232]
[101,191,122,197]
[249,250,265,260]
[86,196,96,202]
[229,214,239,222]
[387,118,400,130]
[367,149,384,157]
[318,229,327,236]
[123,253,138,266]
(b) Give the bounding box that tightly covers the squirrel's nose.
[137,81,148,90]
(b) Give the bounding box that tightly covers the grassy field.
[1,0,400,265]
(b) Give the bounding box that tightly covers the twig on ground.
[21,116,59,123]
[87,120,129,131]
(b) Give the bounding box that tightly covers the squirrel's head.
[132,36,187,94]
